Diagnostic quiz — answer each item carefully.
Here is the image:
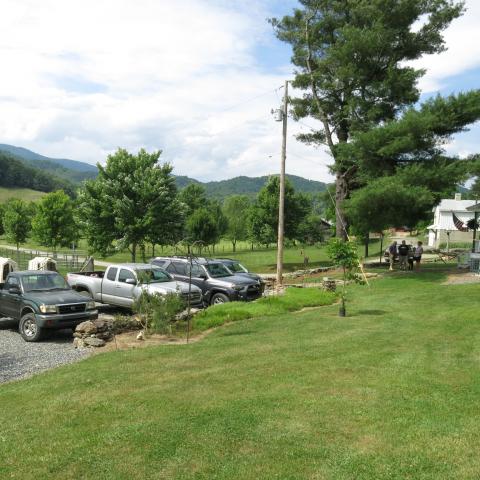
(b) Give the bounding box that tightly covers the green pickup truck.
[0,270,98,342]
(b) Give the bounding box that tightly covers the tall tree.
[79,148,183,262]
[248,176,311,246]
[185,208,219,251]
[31,191,77,253]
[271,0,464,239]
[3,199,31,254]
[223,195,250,252]
[0,203,5,237]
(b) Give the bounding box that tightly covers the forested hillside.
[175,174,327,199]
[0,151,74,196]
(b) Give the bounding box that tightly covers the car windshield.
[226,262,248,273]
[205,263,231,278]
[21,273,69,292]
[136,268,172,284]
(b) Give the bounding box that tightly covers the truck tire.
[210,293,230,305]
[19,313,43,342]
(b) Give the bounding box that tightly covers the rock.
[95,331,113,340]
[84,337,106,347]
[73,332,82,338]
[76,321,97,335]
[73,337,85,349]
[93,319,106,331]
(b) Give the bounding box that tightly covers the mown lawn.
[0,187,46,203]
[1,268,480,479]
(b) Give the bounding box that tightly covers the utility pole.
[276,80,289,289]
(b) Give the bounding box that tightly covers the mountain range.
[0,144,328,199]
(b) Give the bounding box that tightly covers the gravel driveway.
[0,319,90,384]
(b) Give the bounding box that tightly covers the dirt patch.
[94,328,213,353]
[442,271,480,285]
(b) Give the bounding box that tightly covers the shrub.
[133,291,186,335]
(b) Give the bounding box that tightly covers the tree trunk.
[335,172,349,241]
[364,233,369,258]
[232,240,236,252]
[131,243,137,263]
[152,244,156,257]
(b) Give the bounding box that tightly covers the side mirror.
[8,287,21,295]
[126,278,137,285]
[198,273,207,280]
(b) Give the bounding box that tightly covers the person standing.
[398,240,409,270]
[414,241,424,271]
[388,241,397,271]
[407,244,414,271]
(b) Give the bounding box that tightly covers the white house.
[428,194,477,248]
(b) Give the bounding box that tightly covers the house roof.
[434,199,477,212]
[467,203,480,212]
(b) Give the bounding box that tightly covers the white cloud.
[0,0,477,183]
[410,0,480,92]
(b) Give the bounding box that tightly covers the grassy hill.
[0,187,46,203]
[1,267,479,478]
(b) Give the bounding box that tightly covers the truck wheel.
[19,313,43,342]
[210,293,229,305]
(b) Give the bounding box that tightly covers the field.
[0,187,46,203]
[1,266,479,479]
[0,237,385,273]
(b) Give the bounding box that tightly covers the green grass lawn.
[0,187,46,203]
[1,266,480,479]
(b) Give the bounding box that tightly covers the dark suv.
[150,257,263,305]
[213,258,265,286]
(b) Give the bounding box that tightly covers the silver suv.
[150,257,263,305]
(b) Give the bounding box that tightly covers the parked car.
[150,257,263,305]
[67,264,203,309]
[212,258,265,286]
[0,270,98,341]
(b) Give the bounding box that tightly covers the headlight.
[39,304,57,314]
[86,300,96,310]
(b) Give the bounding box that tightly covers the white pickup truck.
[66,263,203,308]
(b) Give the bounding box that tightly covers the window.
[152,260,167,268]
[170,262,187,275]
[188,264,204,278]
[118,269,136,284]
[5,276,19,290]
[106,267,118,281]
[205,263,231,278]
[21,273,69,292]
[135,268,172,283]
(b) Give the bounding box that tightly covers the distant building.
[428,194,477,248]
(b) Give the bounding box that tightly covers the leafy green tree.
[326,239,360,317]
[3,199,31,253]
[248,176,311,246]
[296,214,328,245]
[185,208,219,251]
[78,148,183,262]
[178,184,208,217]
[345,176,433,233]
[223,195,250,252]
[271,0,464,238]
[31,191,77,253]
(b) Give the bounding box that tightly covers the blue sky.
[0,0,478,182]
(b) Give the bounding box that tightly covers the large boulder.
[84,337,106,347]
[75,321,97,335]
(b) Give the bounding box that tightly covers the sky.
[0,0,479,183]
